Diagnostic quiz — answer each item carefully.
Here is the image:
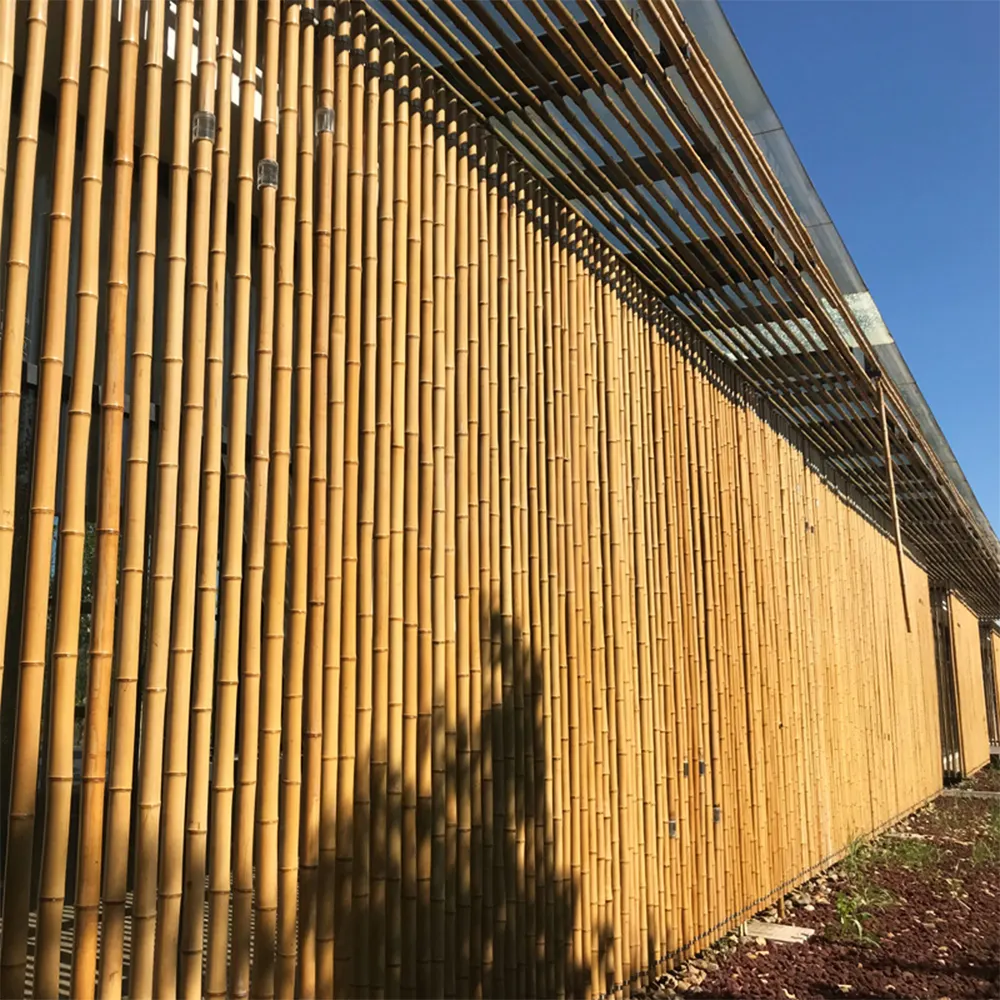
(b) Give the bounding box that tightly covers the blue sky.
[721,0,1000,535]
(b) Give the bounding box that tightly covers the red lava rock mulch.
[643,774,1000,1000]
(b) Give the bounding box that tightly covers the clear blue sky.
[721,0,1000,535]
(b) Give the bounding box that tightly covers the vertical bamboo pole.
[350,22,380,995]
[302,7,336,994]
[334,12,367,992]
[401,66,423,1000]
[252,3,300,993]
[466,129,485,1000]
[477,138,496,999]
[97,5,166,993]
[319,6,352,995]
[416,80,435,1000]
[231,1,281,992]
[455,111,473,1000]
[443,95,460,1000]
[388,48,411,1000]
[276,3,315,993]
[177,1,235,993]
[32,5,112,995]
[0,0,14,263]
[0,0,47,707]
[878,382,912,633]
[0,4,84,995]
[153,2,220,990]
[127,0,195,989]
[370,35,395,1000]
[203,0,260,993]
[69,5,141,994]
[430,83,448,1000]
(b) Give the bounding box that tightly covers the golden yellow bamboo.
[204,0,259,993]
[152,2,220,990]
[252,3,300,993]
[0,0,47,709]
[231,1,281,993]
[0,4,84,994]
[33,4,111,995]
[301,6,336,995]
[69,5,141,994]
[178,1,235,994]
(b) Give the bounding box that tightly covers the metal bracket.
[256,158,279,190]
[699,759,706,777]
[668,819,678,838]
[315,106,335,135]
[191,111,217,143]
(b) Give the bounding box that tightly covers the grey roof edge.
[676,0,998,552]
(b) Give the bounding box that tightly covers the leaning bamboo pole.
[230,1,281,993]
[203,0,259,993]
[275,4,314,993]
[33,5,112,995]
[127,0,195,990]
[69,4,141,994]
[370,34,396,1000]
[252,3,300,993]
[301,5,336,994]
[153,2,220,991]
[178,0,235,993]
[97,4,166,993]
[0,4,84,995]
[0,0,47,708]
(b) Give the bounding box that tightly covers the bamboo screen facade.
[948,596,990,777]
[0,2,980,998]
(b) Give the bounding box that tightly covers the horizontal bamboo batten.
[0,2,990,999]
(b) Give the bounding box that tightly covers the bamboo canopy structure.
[0,2,996,998]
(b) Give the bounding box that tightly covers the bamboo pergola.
[0,2,995,998]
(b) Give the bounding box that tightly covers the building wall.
[949,595,990,776]
[0,3,945,997]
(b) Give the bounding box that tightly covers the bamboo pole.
[350,22,380,995]
[0,0,14,260]
[387,51,410,1000]
[174,1,233,992]
[318,6,352,995]
[276,2,315,993]
[333,12,367,993]
[203,0,259,992]
[32,4,112,995]
[126,0,195,989]
[69,4,141,994]
[152,2,220,990]
[230,1,281,993]
[0,4,84,994]
[252,2,300,993]
[416,80,435,1000]
[97,4,166,993]
[401,66,423,1000]
[370,35,396,1000]
[0,0,47,709]
[301,5,336,994]
[443,95,460,1000]
[878,382,913,633]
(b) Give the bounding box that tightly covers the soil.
[960,764,1000,793]
[641,764,1000,1000]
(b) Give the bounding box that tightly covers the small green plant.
[871,836,938,870]
[971,803,1000,867]
[840,835,870,881]
[827,884,892,946]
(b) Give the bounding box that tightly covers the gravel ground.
[635,764,1000,1000]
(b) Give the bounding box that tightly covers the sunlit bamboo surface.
[948,595,990,777]
[0,2,987,998]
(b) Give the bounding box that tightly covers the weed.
[971,803,1000,867]
[826,884,892,946]
[871,837,939,870]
